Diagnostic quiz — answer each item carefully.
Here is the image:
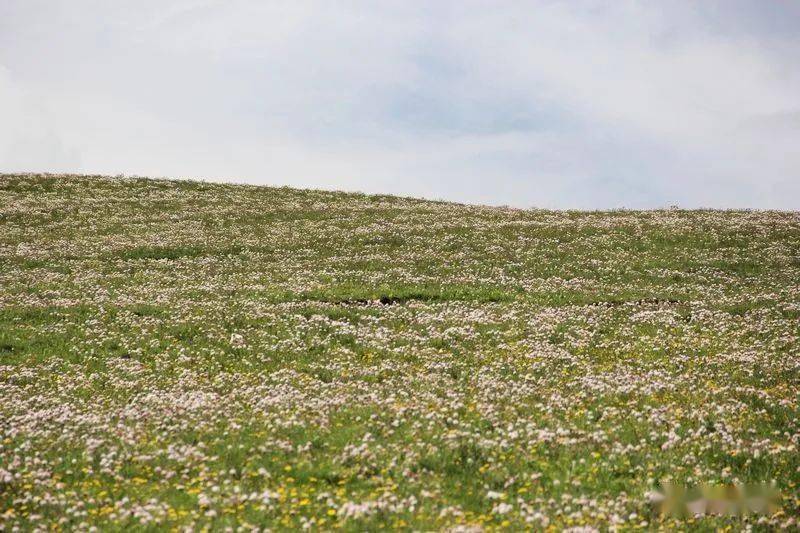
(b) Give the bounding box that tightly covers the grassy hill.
[1,173,799,530]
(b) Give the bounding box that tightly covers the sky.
[1,1,799,209]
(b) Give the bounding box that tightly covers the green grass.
[1,173,799,530]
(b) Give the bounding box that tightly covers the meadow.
[1,173,798,530]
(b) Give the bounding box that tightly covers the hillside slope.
[1,173,799,529]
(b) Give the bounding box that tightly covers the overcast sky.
[2,1,799,208]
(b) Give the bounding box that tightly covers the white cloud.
[1,1,798,208]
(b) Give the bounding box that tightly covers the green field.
[1,173,798,530]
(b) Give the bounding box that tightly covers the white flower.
[492,502,513,515]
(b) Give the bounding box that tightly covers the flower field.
[1,173,798,530]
